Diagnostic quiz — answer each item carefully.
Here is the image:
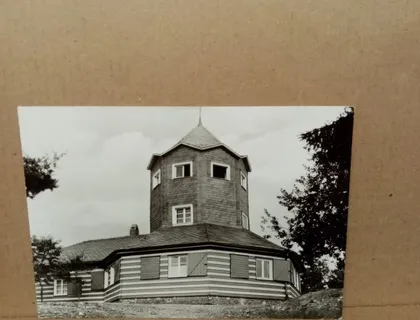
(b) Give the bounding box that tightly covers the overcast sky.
[18,106,345,247]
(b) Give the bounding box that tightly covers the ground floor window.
[53,279,67,296]
[256,258,273,280]
[168,255,188,278]
[104,265,115,288]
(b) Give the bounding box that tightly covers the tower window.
[172,161,193,179]
[211,162,231,180]
[152,169,161,189]
[172,204,193,226]
[240,171,247,190]
[241,212,249,230]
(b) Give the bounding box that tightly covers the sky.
[18,106,346,247]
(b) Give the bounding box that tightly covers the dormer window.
[211,162,231,180]
[172,204,193,226]
[172,161,192,179]
[152,169,161,189]
[240,171,247,190]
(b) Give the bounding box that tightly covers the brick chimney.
[129,224,139,236]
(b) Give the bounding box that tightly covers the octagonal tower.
[147,120,252,233]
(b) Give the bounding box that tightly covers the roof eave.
[148,143,252,172]
[99,241,288,267]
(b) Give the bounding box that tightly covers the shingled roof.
[147,123,251,172]
[179,123,222,149]
[61,223,286,263]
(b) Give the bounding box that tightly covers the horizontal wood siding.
[35,270,103,302]
[104,282,121,302]
[36,249,299,303]
[104,258,122,302]
[119,250,287,300]
[160,255,168,279]
[287,283,300,299]
[120,256,141,281]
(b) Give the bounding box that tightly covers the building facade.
[35,121,303,303]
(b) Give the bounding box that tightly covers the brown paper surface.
[0,1,419,319]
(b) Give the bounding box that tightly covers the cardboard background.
[1,1,419,319]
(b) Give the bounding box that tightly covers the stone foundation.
[122,295,283,306]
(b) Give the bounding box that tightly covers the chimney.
[129,224,139,236]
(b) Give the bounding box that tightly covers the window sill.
[172,176,193,180]
[167,275,188,279]
[173,223,193,227]
[256,277,273,281]
[211,176,230,181]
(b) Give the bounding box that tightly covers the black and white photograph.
[18,106,354,319]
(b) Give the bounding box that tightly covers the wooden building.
[35,121,303,303]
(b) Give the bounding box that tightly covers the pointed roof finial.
[198,107,202,126]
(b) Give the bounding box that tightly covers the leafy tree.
[261,108,354,293]
[31,235,86,301]
[31,236,62,302]
[24,152,64,199]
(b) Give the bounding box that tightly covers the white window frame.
[241,212,249,230]
[152,169,161,189]
[104,265,115,289]
[256,258,273,280]
[168,255,188,278]
[240,171,247,190]
[210,161,231,180]
[293,267,300,290]
[172,161,193,179]
[53,279,67,296]
[172,204,193,226]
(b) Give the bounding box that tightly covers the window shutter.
[273,259,291,282]
[141,256,160,280]
[91,270,105,291]
[230,254,249,279]
[67,280,78,296]
[187,252,207,277]
[114,260,121,282]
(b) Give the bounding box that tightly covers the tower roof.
[179,123,222,149]
[147,122,251,171]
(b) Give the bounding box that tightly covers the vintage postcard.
[18,106,354,319]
